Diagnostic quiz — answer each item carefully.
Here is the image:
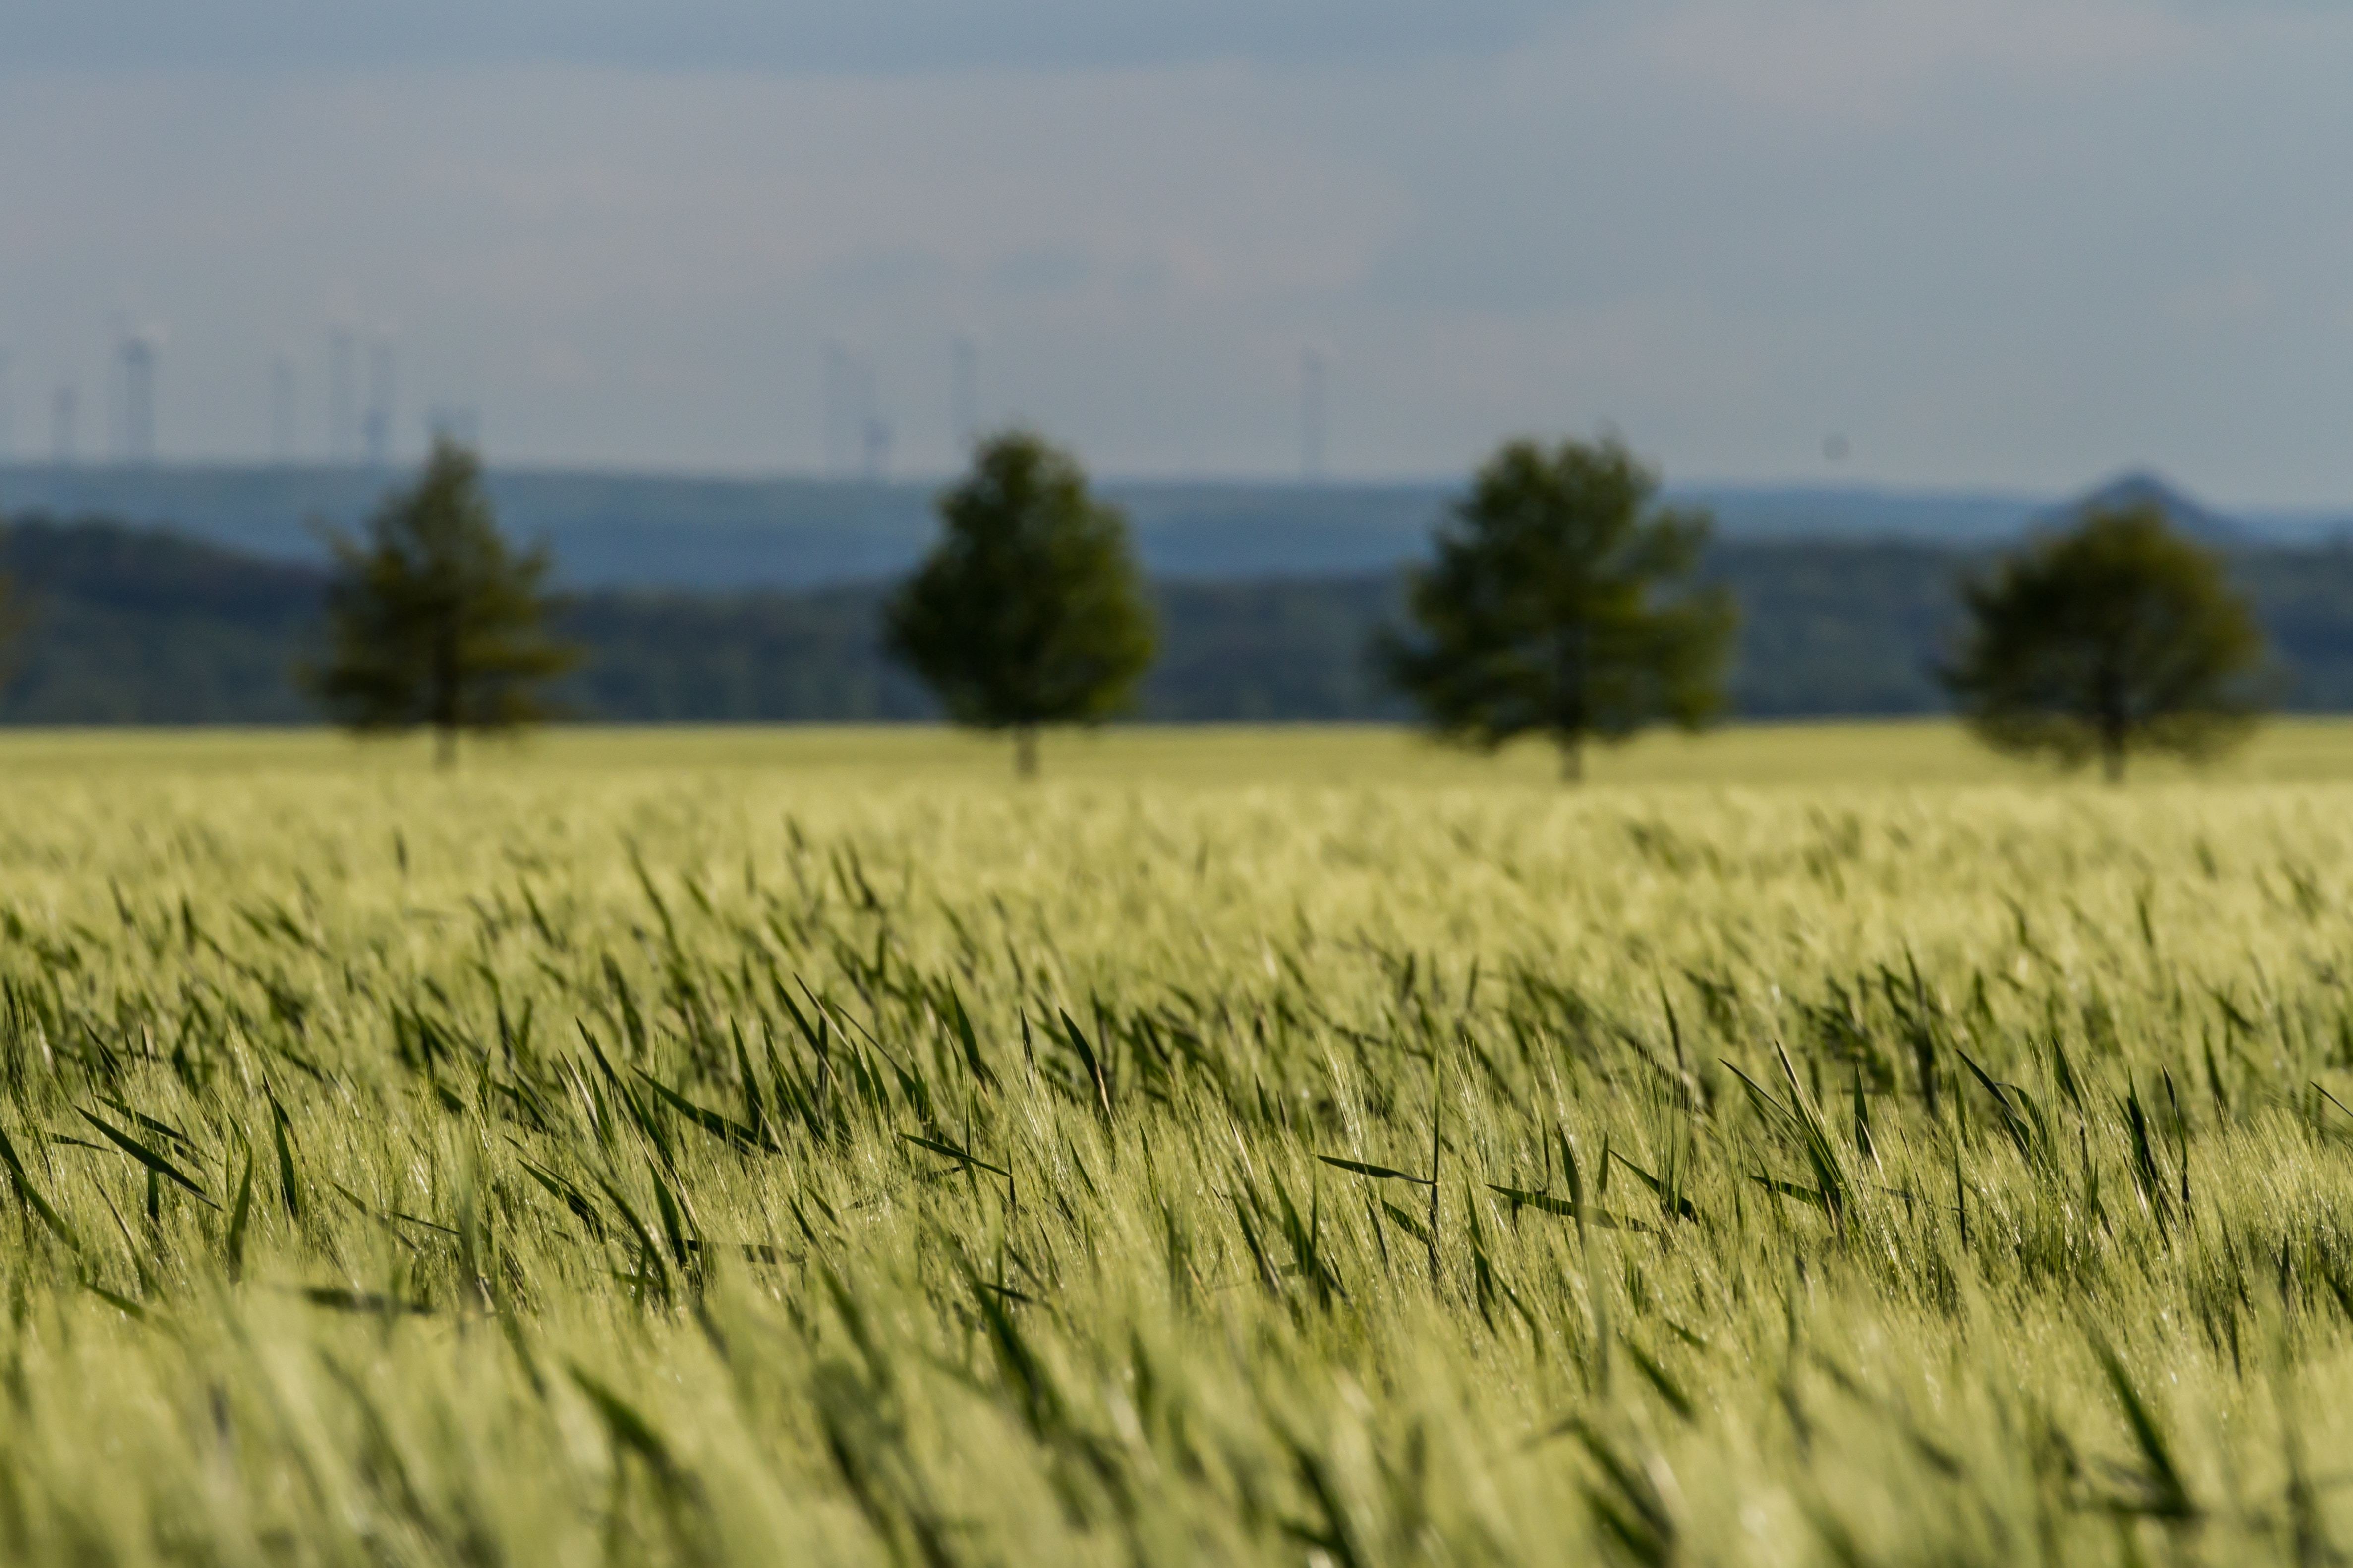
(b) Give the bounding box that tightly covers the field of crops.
[9,721,2353,1565]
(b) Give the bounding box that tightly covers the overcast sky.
[4,0,2353,502]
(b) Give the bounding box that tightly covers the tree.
[307,438,577,765]
[1378,435,1735,781]
[885,431,1155,777]
[0,545,23,689]
[1940,501,2269,781]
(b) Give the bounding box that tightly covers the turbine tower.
[118,330,157,464]
[1300,347,1327,483]
[821,341,840,476]
[328,328,357,462]
[50,383,76,466]
[426,403,481,449]
[823,341,893,479]
[852,354,888,481]
[0,349,13,463]
[364,335,395,467]
[951,336,979,453]
[271,356,297,463]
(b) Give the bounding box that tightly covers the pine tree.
[1379,435,1735,781]
[1942,501,2270,781]
[307,438,577,765]
[885,431,1155,777]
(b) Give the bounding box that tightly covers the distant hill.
[7,462,2337,590]
[0,517,322,723]
[9,511,2353,726]
[0,465,1453,587]
[2032,469,2248,544]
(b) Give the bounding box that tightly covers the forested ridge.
[8,512,2353,723]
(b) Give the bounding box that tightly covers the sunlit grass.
[2,722,2353,1563]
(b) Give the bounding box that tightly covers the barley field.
[8,721,2353,1566]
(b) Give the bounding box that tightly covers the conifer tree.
[308,438,576,765]
[1380,435,1735,781]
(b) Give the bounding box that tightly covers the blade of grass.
[76,1107,215,1208]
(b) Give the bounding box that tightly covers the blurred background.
[4,0,2353,726]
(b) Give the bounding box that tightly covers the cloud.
[7,1,2353,500]
[0,60,1406,471]
[0,0,1572,75]
[1628,0,2190,124]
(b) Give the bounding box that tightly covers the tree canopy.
[1379,435,1735,780]
[306,438,577,764]
[1941,501,2270,780]
[884,431,1155,776]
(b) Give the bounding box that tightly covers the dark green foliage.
[0,515,320,722]
[21,508,2353,728]
[306,439,578,763]
[0,557,21,683]
[1942,503,2271,780]
[1380,437,1736,780]
[2213,543,2353,709]
[1702,542,1966,716]
[884,432,1155,775]
[559,585,934,721]
[1138,575,1405,719]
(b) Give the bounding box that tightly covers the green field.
[9,721,2353,1564]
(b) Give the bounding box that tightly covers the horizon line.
[6,456,2353,520]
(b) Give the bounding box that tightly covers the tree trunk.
[1555,620,1589,786]
[2097,662,2126,784]
[1015,727,1039,780]
[432,620,459,771]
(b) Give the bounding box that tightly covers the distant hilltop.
[2029,469,2249,545]
[0,462,2339,589]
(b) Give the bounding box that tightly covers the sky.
[3,1,2353,503]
